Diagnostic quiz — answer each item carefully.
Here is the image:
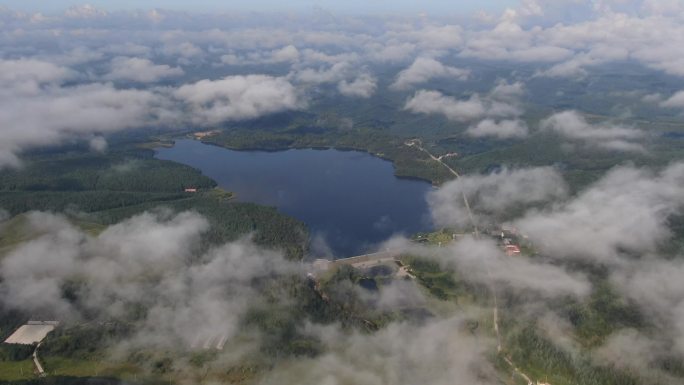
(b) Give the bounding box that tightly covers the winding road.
[33,343,46,377]
[406,139,536,385]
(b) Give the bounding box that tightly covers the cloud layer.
[540,110,646,152]
[0,61,304,167]
[1,2,683,164]
[0,210,300,350]
[391,57,470,90]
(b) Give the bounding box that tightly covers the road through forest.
[407,140,536,385]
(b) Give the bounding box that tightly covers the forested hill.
[0,141,308,260]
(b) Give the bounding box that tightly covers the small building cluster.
[192,130,219,139]
[3,321,59,345]
[504,244,521,256]
[493,226,524,257]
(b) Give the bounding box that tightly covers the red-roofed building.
[504,245,521,256]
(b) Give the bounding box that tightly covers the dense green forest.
[0,150,216,194]
[1,97,683,384]
[0,263,408,384]
[0,138,315,383]
[0,143,308,260]
[4,4,684,385]
[183,83,684,190]
[203,122,455,185]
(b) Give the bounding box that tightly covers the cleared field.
[4,322,57,345]
[0,360,35,381]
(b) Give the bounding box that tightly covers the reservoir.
[155,139,434,258]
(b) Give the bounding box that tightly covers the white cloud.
[0,211,299,348]
[0,58,303,167]
[611,260,684,357]
[0,59,73,95]
[641,0,684,16]
[292,61,351,84]
[261,316,498,385]
[661,91,684,109]
[466,119,529,139]
[89,136,107,153]
[0,82,169,168]
[366,42,416,63]
[540,110,645,152]
[64,4,107,19]
[428,166,567,229]
[592,329,665,374]
[443,237,590,298]
[461,20,573,63]
[338,73,377,98]
[642,93,664,104]
[220,45,301,66]
[391,57,470,90]
[102,43,152,57]
[160,41,203,59]
[404,91,487,122]
[489,80,525,101]
[459,8,684,79]
[396,24,464,50]
[538,46,629,78]
[404,81,524,122]
[271,44,300,63]
[146,9,165,23]
[514,163,684,263]
[173,74,303,125]
[2,8,684,379]
[105,57,184,83]
[301,49,359,65]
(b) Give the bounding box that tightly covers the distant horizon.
[1,0,518,16]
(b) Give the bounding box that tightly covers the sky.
[2,0,518,15]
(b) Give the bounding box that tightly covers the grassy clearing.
[0,214,30,257]
[400,254,473,304]
[41,357,141,379]
[413,229,455,246]
[0,214,107,258]
[0,360,36,381]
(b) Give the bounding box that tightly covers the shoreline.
[154,137,439,258]
[184,136,442,186]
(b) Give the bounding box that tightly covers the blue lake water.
[155,139,434,258]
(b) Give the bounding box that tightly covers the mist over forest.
[2,1,684,384]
